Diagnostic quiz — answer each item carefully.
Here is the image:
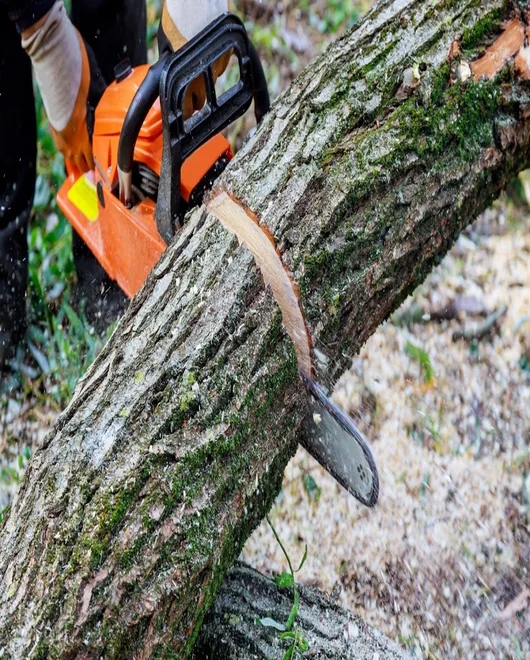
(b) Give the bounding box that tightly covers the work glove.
[21,1,105,173]
[158,0,229,118]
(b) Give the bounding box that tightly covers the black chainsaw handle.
[117,56,167,207]
[117,13,270,209]
[249,41,269,124]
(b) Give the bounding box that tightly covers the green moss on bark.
[461,7,503,52]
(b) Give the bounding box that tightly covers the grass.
[1,88,111,408]
[256,515,309,659]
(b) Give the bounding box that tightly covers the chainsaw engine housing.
[57,64,231,298]
[57,13,268,298]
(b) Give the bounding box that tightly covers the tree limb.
[2,0,530,656]
[195,562,406,659]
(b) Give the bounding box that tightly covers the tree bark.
[2,0,530,657]
[194,562,406,659]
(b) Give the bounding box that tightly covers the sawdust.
[242,204,530,659]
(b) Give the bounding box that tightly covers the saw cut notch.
[207,190,312,375]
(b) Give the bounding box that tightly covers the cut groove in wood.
[207,190,312,375]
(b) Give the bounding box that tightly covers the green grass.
[405,341,435,384]
[2,88,111,407]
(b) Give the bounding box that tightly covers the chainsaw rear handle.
[117,12,270,224]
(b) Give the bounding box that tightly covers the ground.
[244,203,530,659]
[1,2,529,659]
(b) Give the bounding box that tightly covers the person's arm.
[7,0,228,170]
[20,1,102,172]
[159,0,228,54]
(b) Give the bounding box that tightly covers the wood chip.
[498,587,530,620]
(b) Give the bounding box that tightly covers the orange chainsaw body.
[57,64,231,298]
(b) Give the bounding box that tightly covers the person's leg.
[68,0,147,330]
[0,10,36,366]
[71,0,147,83]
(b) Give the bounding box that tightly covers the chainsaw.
[56,13,379,507]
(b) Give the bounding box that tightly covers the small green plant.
[405,341,435,384]
[257,515,309,659]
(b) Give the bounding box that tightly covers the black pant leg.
[0,9,35,361]
[72,0,147,83]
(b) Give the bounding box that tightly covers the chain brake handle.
[117,13,270,243]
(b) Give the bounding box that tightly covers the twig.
[452,305,508,342]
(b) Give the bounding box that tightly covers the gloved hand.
[158,0,229,119]
[21,1,105,173]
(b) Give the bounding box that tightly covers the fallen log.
[194,562,406,659]
[2,0,530,656]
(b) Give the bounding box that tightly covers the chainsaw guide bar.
[301,376,379,507]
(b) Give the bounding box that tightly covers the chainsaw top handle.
[117,12,270,242]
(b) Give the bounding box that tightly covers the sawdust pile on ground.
[243,205,530,659]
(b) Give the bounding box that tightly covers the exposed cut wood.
[471,18,525,81]
[208,190,312,375]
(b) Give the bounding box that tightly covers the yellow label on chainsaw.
[67,174,99,222]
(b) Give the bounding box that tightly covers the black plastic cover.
[156,13,270,242]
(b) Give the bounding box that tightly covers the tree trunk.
[2,0,530,657]
[194,562,406,659]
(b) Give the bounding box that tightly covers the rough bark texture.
[194,562,406,659]
[2,0,530,657]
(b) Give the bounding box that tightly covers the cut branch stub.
[471,18,526,80]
